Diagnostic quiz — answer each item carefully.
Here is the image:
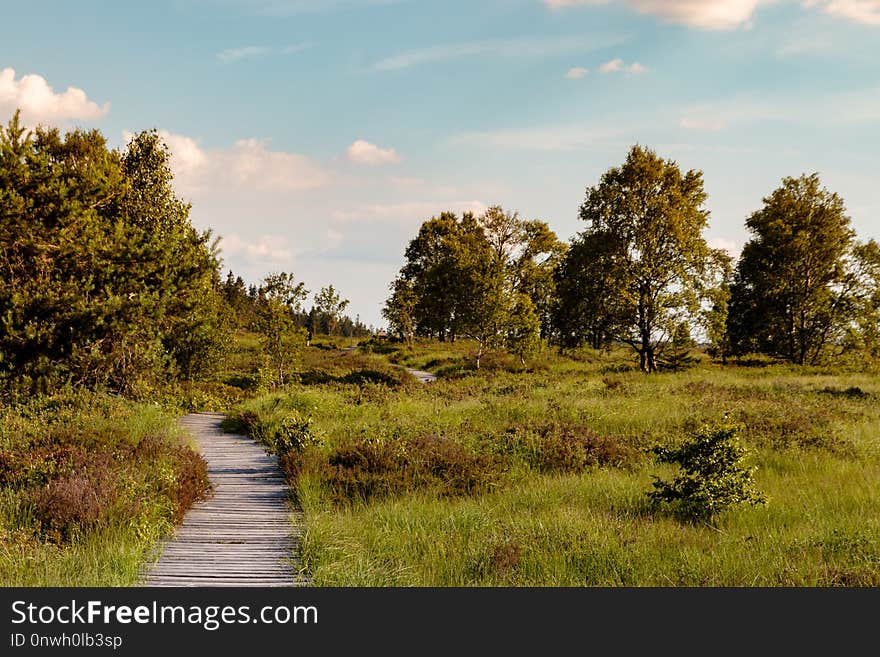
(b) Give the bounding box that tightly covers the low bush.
[495,424,639,472]
[1,395,211,556]
[648,421,767,523]
[314,435,504,504]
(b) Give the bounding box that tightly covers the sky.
[2,0,878,328]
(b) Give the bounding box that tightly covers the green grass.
[228,337,880,586]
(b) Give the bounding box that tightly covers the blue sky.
[2,0,879,327]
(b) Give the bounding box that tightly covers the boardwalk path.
[141,412,307,587]
[341,343,436,384]
[406,368,437,384]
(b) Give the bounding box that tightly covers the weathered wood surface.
[141,412,308,587]
[407,368,437,384]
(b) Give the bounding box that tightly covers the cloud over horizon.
[543,0,880,28]
[0,67,109,124]
[345,139,402,165]
[144,130,330,193]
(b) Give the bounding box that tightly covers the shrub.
[273,413,321,455]
[496,424,638,472]
[32,469,115,542]
[22,433,210,543]
[648,421,767,523]
[318,434,504,503]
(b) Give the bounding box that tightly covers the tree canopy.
[0,113,225,396]
[727,174,878,365]
[553,145,722,372]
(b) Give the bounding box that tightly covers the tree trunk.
[645,346,657,373]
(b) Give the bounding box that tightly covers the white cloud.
[599,58,624,73]
[158,130,208,174]
[324,228,344,250]
[807,0,880,24]
[217,46,272,62]
[148,130,330,193]
[453,123,627,151]
[599,58,646,73]
[676,87,880,135]
[219,233,298,264]
[708,237,742,260]
[372,34,626,70]
[216,43,312,62]
[346,139,402,165]
[545,0,880,28]
[543,0,764,30]
[226,138,330,189]
[387,175,425,187]
[0,67,109,124]
[332,200,489,223]
[565,66,589,78]
[776,32,836,56]
[680,117,727,131]
[628,0,763,29]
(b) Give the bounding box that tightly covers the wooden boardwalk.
[141,412,308,587]
[407,368,437,384]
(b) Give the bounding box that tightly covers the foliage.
[313,285,350,337]
[552,230,630,350]
[506,294,542,364]
[0,114,226,396]
[555,145,722,372]
[382,276,417,344]
[702,250,733,362]
[728,174,878,365]
[306,434,504,504]
[648,421,767,523]
[255,272,309,388]
[0,392,211,584]
[387,205,564,367]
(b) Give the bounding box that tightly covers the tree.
[0,115,225,395]
[727,174,870,365]
[382,277,417,345]
[552,231,630,350]
[559,145,717,372]
[389,206,564,367]
[313,285,349,336]
[256,272,308,387]
[118,130,229,383]
[844,240,880,358]
[506,293,541,365]
[516,221,567,337]
[398,212,471,340]
[702,249,733,363]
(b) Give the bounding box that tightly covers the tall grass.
[0,391,211,586]
[227,339,880,586]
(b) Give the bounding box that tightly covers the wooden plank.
[140,412,309,588]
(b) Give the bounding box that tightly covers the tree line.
[383,145,880,372]
[0,114,366,397]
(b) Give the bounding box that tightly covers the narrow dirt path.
[141,412,308,587]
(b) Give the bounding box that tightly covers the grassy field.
[227,336,880,586]
[6,332,877,587]
[0,392,211,586]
